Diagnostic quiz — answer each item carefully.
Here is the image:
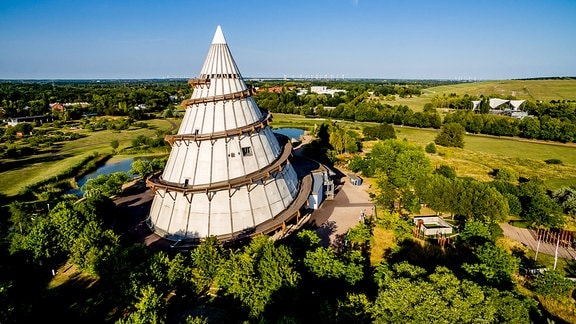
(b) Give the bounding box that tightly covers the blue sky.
[1,0,575,80]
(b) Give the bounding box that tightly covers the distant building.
[472,98,528,119]
[63,102,90,108]
[298,86,347,96]
[50,103,65,113]
[6,115,53,126]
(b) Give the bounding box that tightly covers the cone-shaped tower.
[146,26,311,244]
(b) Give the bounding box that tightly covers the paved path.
[309,169,374,248]
[500,223,576,260]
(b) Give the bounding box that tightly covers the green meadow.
[424,79,576,102]
[0,118,176,197]
[270,113,576,189]
[393,79,576,112]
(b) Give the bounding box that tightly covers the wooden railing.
[146,137,292,195]
[164,112,271,147]
[180,88,253,107]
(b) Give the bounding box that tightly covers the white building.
[146,26,313,245]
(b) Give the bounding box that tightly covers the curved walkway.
[500,223,576,260]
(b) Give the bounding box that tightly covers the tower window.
[241,146,252,156]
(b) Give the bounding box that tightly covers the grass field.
[0,118,175,197]
[374,79,576,112]
[425,79,576,102]
[270,113,576,188]
[394,126,576,187]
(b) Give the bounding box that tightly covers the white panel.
[180,145,199,182]
[149,193,162,223]
[252,134,269,169]
[209,192,232,236]
[283,166,299,194]
[192,107,206,135]
[249,184,273,224]
[222,79,232,94]
[230,189,255,232]
[156,195,175,232]
[240,136,259,173]
[227,140,244,179]
[203,103,215,133]
[211,139,228,182]
[246,98,261,121]
[226,101,238,129]
[264,128,281,155]
[266,181,285,216]
[194,142,212,184]
[162,151,177,180]
[178,107,192,135]
[232,187,254,219]
[188,194,210,238]
[258,131,275,160]
[234,101,248,126]
[168,193,190,237]
[213,101,226,133]
[165,145,187,183]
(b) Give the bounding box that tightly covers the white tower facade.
[146,26,311,244]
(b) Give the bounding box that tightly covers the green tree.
[372,264,524,323]
[82,172,130,197]
[118,286,166,324]
[462,243,519,287]
[532,270,575,299]
[551,186,576,216]
[519,179,563,227]
[191,236,224,294]
[110,139,119,152]
[8,201,29,234]
[494,167,518,183]
[434,164,456,179]
[459,220,492,247]
[435,122,465,148]
[216,236,299,318]
[130,159,154,179]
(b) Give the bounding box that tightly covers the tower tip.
[212,25,226,44]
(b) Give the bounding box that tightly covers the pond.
[68,157,141,196]
[273,127,305,140]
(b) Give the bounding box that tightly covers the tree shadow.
[387,238,457,272]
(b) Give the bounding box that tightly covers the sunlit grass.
[370,226,396,266]
[0,120,174,197]
[424,79,576,101]
[393,126,576,188]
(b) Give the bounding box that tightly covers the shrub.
[544,158,562,165]
[425,142,437,154]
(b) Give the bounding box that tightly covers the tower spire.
[211,25,226,44]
